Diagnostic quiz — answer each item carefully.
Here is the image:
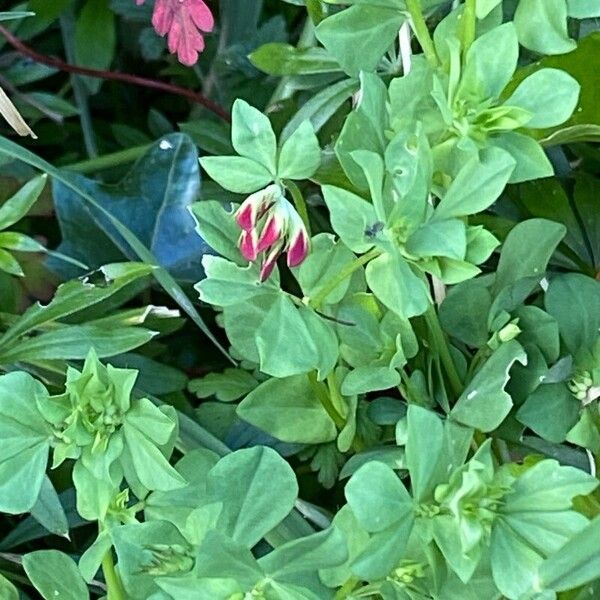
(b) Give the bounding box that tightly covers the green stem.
[100,527,126,600]
[460,0,477,55]
[284,179,311,235]
[423,304,463,398]
[334,577,360,599]
[404,0,439,67]
[64,144,152,173]
[309,371,346,430]
[310,248,380,309]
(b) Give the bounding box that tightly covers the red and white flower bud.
[234,184,310,280]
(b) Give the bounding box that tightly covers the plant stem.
[423,304,463,398]
[65,144,152,173]
[460,0,477,55]
[310,248,380,309]
[284,179,311,235]
[404,0,439,67]
[101,539,126,600]
[335,577,360,599]
[309,371,346,430]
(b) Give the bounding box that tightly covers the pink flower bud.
[235,185,280,232]
[260,244,283,282]
[286,228,310,268]
[239,230,258,262]
[257,214,284,252]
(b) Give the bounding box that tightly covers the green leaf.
[345,461,413,533]
[231,99,277,174]
[23,550,90,600]
[189,368,258,402]
[0,262,152,346]
[493,132,553,183]
[341,366,401,395]
[514,0,576,54]
[545,273,600,355]
[322,185,377,253]
[316,5,404,75]
[0,248,22,276]
[249,43,341,75]
[365,250,429,319]
[406,219,466,260]
[30,476,69,538]
[505,69,580,128]
[452,340,527,431]
[237,375,337,444]
[207,447,298,547]
[0,174,46,230]
[433,148,516,220]
[0,574,18,600]
[539,516,600,591]
[0,324,156,362]
[0,372,50,514]
[200,155,273,194]
[567,0,600,17]
[458,23,518,99]
[405,405,444,502]
[295,233,357,305]
[278,121,321,180]
[493,219,567,296]
[74,0,115,94]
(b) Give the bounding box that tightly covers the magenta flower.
[136,0,214,66]
[235,185,310,281]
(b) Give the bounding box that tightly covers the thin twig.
[0,25,231,123]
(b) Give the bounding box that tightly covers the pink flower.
[234,185,310,281]
[137,0,214,66]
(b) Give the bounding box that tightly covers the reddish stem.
[0,25,231,123]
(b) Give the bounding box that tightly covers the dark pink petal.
[239,230,258,262]
[260,246,282,282]
[235,201,256,232]
[257,215,282,252]
[286,230,309,267]
[189,1,214,31]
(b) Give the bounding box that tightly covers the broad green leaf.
[196,256,276,306]
[0,372,50,514]
[30,476,69,538]
[545,273,600,355]
[539,516,600,591]
[315,5,404,75]
[189,368,258,402]
[207,447,298,547]
[281,78,358,142]
[405,405,444,502]
[493,219,566,295]
[200,156,273,194]
[23,550,90,600]
[190,200,243,265]
[237,375,337,444]
[365,250,429,319]
[433,148,516,220]
[505,69,580,128]
[0,174,46,230]
[514,0,576,54]
[250,43,341,75]
[341,366,400,395]
[278,121,321,180]
[452,340,527,431]
[322,185,377,253]
[458,23,518,99]
[74,0,115,94]
[405,219,466,260]
[567,0,600,17]
[345,461,412,533]
[255,294,320,378]
[0,574,18,600]
[231,99,277,174]
[493,132,553,183]
[295,233,357,305]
